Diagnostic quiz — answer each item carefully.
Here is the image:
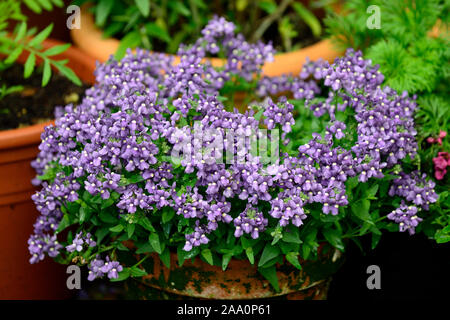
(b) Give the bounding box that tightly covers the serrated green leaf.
[29,24,53,47]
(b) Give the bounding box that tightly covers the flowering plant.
[29,17,439,290]
[325,0,450,244]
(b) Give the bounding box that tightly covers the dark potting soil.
[0,63,89,131]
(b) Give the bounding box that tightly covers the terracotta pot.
[0,39,96,299]
[129,244,343,300]
[70,6,342,77]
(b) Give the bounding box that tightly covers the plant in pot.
[324,0,450,244]
[70,0,342,76]
[0,0,96,299]
[28,17,439,300]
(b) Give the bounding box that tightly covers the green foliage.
[0,0,80,103]
[74,0,327,57]
[326,0,450,245]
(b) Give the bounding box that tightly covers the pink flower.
[433,152,449,180]
[427,130,447,145]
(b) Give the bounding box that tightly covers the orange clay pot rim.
[72,5,339,72]
[0,39,95,150]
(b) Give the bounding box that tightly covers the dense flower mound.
[28,17,437,280]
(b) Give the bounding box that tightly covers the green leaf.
[201,249,213,265]
[130,266,147,277]
[23,0,42,13]
[23,53,36,79]
[258,265,280,292]
[291,2,322,37]
[100,197,115,210]
[110,268,130,282]
[41,59,52,86]
[258,244,280,267]
[127,223,135,238]
[4,47,24,65]
[144,23,171,43]
[222,253,233,271]
[371,233,382,249]
[177,246,186,267]
[115,31,141,60]
[95,227,110,244]
[99,210,118,224]
[285,252,302,270]
[240,237,257,249]
[79,205,92,223]
[44,43,70,56]
[56,214,71,233]
[258,0,277,14]
[136,242,154,254]
[109,224,124,233]
[365,184,379,199]
[15,22,27,42]
[54,62,82,86]
[36,0,53,11]
[322,227,345,251]
[351,199,374,224]
[160,247,171,268]
[245,247,254,265]
[138,217,156,232]
[95,0,114,27]
[135,0,150,17]
[282,227,302,244]
[149,233,161,254]
[162,208,175,224]
[29,24,53,47]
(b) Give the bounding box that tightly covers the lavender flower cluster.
[28,17,437,279]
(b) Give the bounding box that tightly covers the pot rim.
[70,5,342,77]
[0,38,96,150]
